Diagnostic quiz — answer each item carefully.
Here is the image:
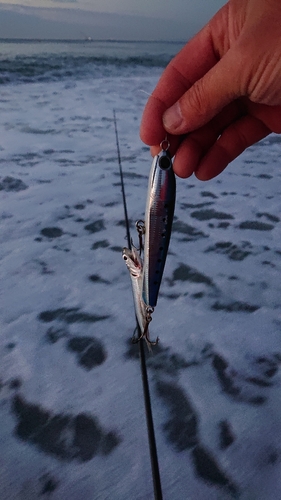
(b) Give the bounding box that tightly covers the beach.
[0,39,281,499]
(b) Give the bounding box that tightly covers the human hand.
[140,0,281,180]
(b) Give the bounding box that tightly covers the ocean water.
[0,39,184,84]
[0,40,281,500]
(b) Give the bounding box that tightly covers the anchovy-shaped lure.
[122,246,156,349]
[142,147,176,308]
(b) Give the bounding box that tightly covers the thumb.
[163,50,243,134]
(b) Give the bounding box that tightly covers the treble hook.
[136,219,145,255]
[131,305,158,349]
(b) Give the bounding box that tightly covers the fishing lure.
[122,140,176,348]
[142,141,176,308]
[122,245,156,349]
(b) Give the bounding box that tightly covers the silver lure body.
[142,150,176,308]
[122,247,147,334]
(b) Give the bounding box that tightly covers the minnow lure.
[122,246,156,349]
[142,144,176,308]
[122,140,175,348]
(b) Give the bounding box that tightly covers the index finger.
[140,22,220,146]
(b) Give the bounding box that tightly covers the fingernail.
[163,102,183,131]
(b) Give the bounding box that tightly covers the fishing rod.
[114,109,131,250]
[113,110,163,500]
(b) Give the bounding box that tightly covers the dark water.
[0,39,184,84]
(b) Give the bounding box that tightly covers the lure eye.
[159,153,172,171]
[123,255,128,261]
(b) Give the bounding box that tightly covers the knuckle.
[184,80,208,118]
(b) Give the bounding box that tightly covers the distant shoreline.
[0,38,186,45]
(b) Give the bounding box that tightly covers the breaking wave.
[0,40,184,84]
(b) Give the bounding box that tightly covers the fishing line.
[113,109,131,250]
[138,89,152,97]
[113,110,163,500]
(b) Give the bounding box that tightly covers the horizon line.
[0,37,186,44]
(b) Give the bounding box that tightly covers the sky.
[0,0,226,40]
